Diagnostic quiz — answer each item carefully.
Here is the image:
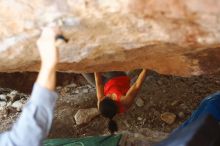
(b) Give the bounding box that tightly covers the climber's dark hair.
[99,97,118,134]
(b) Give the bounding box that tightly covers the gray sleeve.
[0,83,58,146]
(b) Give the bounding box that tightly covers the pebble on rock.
[178,112,185,119]
[180,103,188,110]
[82,88,89,93]
[171,100,178,106]
[6,101,12,107]
[137,117,143,121]
[67,83,77,88]
[0,101,7,108]
[7,91,19,102]
[87,85,92,89]
[157,80,163,85]
[0,94,7,101]
[136,98,145,107]
[160,112,176,125]
[75,90,80,94]
[11,101,23,112]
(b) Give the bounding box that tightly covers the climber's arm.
[95,72,104,101]
[122,69,147,108]
[0,27,58,146]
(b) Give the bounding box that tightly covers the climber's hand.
[37,27,58,69]
[36,27,59,90]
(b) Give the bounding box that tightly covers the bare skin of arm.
[36,27,59,90]
[122,69,148,108]
[94,72,105,104]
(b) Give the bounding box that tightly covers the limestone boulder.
[0,0,220,76]
[74,108,100,125]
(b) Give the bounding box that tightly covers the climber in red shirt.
[82,69,147,134]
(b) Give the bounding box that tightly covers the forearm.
[94,72,104,100]
[36,27,58,91]
[133,69,147,89]
[95,72,101,85]
[124,69,147,107]
[36,65,56,90]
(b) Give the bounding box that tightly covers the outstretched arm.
[0,27,59,146]
[95,72,104,102]
[123,69,148,108]
[36,27,58,90]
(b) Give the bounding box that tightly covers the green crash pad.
[44,134,122,146]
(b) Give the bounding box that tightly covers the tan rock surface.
[74,108,100,125]
[0,0,220,76]
[160,112,177,125]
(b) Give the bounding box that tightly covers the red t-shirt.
[104,76,130,113]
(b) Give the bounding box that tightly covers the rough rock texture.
[0,87,28,113]
[119,129,168,146]
[0,0,220,76]
[136,97,145,107]
[160,112,177,125]
[74,108,100,125]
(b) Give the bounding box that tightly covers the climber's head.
[99,97,118,134]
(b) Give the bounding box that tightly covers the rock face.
[0,0,220,76]
[74,108,100,125]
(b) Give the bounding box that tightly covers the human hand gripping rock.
[36,27,60,90]
[37,27,58,69]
